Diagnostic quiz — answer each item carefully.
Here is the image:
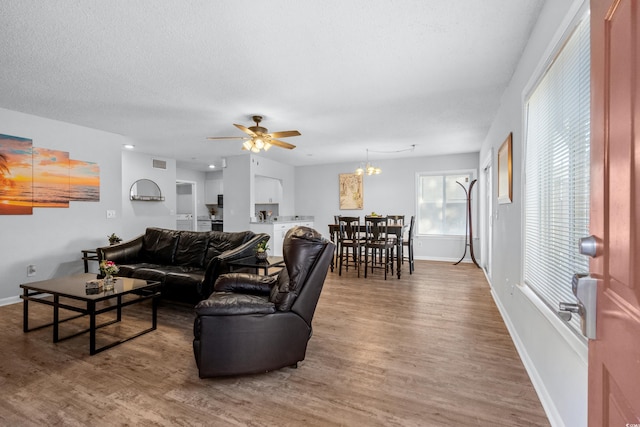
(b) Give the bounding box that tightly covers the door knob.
[578,235,600,258]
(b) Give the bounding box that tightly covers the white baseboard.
[489,287,564,427]
[414,255,474,263]
[0,295,21,307]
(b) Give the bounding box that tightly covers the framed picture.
[498,133,513,204]
[339,173,363,210]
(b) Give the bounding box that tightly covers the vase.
[255,251,268,261]
[103,274,115,291]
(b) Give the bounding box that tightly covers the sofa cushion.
[117,262,161,278]
[131,266,168,283]
[195,292,275,315]
[203,230,254,265]
[139,228,179,264]
[174,231,209,267]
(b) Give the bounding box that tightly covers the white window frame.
[415,169,476,237]
[521,6,590,343]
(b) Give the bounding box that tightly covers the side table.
[81,249,99,273]
[228,256,285,276]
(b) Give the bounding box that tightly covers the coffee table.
[20,273,161,355]
[228,256,285,276]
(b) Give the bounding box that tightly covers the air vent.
[152,159,167,169]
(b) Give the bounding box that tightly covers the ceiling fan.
[207,115,300,152]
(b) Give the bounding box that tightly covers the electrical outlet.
[27,264,36,277]
[106,210,116,219]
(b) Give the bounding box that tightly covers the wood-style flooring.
[0,260,549,426]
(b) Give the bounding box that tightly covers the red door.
[589,0,640,424]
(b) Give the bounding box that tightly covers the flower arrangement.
[255,241,269,260]
[255,241,269,253]
[100,260,119,277]
[108,233,122,245]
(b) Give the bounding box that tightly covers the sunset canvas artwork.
[33,147,70,208]
[70,160,100,201]
[0,134,34,215]
[0,133,100,215]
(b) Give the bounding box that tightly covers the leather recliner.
[192,226,335,378]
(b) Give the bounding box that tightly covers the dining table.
[327,223,406,279]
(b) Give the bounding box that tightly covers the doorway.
[176,180,197,231]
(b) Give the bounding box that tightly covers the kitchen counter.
[250,216,314,224]
[249,218,315,256]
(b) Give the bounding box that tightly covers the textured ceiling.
[0,0,544,171]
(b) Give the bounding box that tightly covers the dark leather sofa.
[97,227,269,304]
[193,226,335,378]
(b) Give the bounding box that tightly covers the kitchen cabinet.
[249,221,314,256]
[255,176,282,204]
[205,178,223,205]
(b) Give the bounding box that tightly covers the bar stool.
[403,215,415,274]
[337,216,363,277]
[364,216,395,279]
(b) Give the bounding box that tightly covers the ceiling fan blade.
[234,124,257,136]
[268,130,301,139]
[206,136,249,140]
[269,139,296,150]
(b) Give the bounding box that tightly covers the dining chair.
[386,215,405,260]
[337,216,363,277]
[403,215,415,274]
[363,216,395,279]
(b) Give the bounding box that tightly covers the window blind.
[523,16,590,334]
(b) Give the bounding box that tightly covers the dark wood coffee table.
[20,273,161,355]
[228,256,285,276]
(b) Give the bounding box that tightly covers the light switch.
[106,210,116,219]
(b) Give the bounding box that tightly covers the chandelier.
[355,149,382,176]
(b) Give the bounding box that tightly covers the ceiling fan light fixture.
[207,115,299,152]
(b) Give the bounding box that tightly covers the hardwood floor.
[0,261,549,426]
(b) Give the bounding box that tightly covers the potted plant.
[255,241,269,260]
[108,233,122,245]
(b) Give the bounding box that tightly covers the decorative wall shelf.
[130,179,164,201]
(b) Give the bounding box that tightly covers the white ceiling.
[0,0,544,171]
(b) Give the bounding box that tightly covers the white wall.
[478,0,589,426]
[121,151,176,239]
[0,107,126,302]
[223,154,251,232]
[294,152,479,262]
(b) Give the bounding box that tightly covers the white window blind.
[417,170,474,236]
[524,16,590,334]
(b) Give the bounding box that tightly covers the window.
[417,170,474,236]
[524,15,590,334]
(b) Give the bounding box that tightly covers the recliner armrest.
[214,273,276,295]
[195,292,275,316]
[97,235,144,264]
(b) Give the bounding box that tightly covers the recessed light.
[208,164,215,169]
[123,144,135,149]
